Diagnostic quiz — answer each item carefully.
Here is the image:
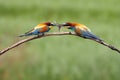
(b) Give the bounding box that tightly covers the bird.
[60,22,103,42]
[59,22,120,54]
[19,22,56,37]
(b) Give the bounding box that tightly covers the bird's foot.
[41,33,45,36]
[69,32,72,34]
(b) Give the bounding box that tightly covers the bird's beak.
[62,24,71,29]
[61,23,71,28]
[61,23,70,26]
[57,23,71,31]
[50,23,56,26]
[49,23,56,29]
[61,23,68,26]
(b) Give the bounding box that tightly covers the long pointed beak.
[51,23,57,26]
[57,23,71,31]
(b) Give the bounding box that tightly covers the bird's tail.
[81,31,103,42]
[18,33,33,37]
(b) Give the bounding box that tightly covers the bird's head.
[44,22,57,29]
[44,22,56,26]
[61,22,91,32]
[60,22,78,30]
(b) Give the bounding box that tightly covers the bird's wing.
[25,28,34,34]
[39,26,49,33]
[25,25,44,34]
[78,25,91,32]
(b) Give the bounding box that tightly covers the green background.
[0,0,120,80]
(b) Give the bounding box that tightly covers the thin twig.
[0,32,120,55]
[93,39,120,53]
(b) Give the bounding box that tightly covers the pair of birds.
[19,22,102,42]
[18,22,120,54]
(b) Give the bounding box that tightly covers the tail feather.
[18,34,26,37]
[18,33,33,37]
[81,31,102,42]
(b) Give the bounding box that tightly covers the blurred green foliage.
[0,0,120,80]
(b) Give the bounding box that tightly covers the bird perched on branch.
[56,22,120,53]
[19,22,56,37]
[60,22,103,42]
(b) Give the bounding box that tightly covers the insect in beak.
[58,24,62,32]
[54,23,63,32]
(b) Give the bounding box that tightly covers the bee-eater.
[61,22,102,42]
[19,22,55,37]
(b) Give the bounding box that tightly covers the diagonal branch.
[0,32,120,55]
[92,39,120,53]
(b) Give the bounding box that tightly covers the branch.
[93,39,120,53]
[0,32,75,55]
[0,32,120,55]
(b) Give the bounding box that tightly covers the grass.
[0,0,120,80]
